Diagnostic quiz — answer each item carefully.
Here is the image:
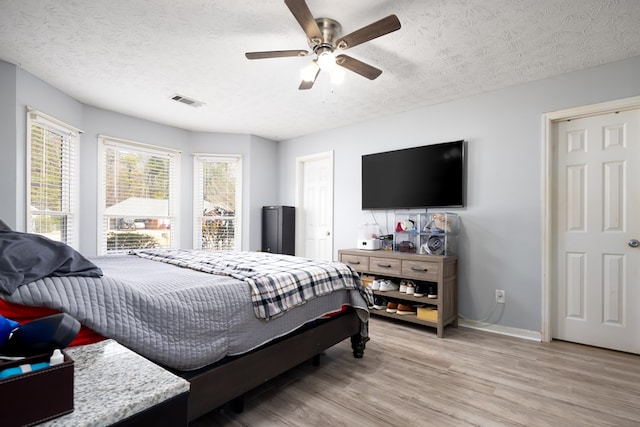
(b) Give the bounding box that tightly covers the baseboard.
[459,319,541,342]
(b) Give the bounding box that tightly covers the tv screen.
[362,140,466,210]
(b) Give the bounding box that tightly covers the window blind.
[99,137,180,254]
[27,110,80,247]
[193,154,242,250]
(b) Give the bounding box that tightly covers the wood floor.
[190,318,640,426]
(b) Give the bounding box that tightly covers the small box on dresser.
[0,351,74,427]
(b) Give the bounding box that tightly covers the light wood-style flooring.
[190,318,640,426]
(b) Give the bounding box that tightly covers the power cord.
[458,299,501,324]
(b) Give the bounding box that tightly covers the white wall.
[278,56,640,334]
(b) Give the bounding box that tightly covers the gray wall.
[1,61,278,255]
[3,56,640,335]
[12,65,85,232]
[278,56,640,334]
[0,61,17,228]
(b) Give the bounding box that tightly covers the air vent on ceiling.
[170,94,205,108]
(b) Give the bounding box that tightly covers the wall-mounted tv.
[362,140,466,210]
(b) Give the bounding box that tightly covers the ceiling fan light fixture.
[301,60,320,82]
[317,49,336,71]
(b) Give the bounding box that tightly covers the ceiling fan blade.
[335,55,382,80]
[335,15,401,50]
[299,61,320,90]
[284,0,323,43]
[245,50,309,60]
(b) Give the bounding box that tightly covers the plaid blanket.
[133,249,371,320]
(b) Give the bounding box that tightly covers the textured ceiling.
[1,0,639,141]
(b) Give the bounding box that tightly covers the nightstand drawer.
[340,254,369,272]
[402,259,439,281]
[369,257,401,276]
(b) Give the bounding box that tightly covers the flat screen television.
[362,140,466,210]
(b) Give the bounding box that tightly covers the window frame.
[192,153,243,251]
[97,135,181,255]
[26,108,82,247]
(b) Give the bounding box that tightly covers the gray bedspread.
[2,254,370,370]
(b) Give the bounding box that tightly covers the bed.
[0,230,372,422]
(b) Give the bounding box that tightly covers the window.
[99,136,180,254]
[26,109,81,247]
[193,154,242,250]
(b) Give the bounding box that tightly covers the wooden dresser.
[339,249,458,337]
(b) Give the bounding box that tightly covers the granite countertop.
[41,339,190,427]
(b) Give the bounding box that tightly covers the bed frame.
[181,308,367,422]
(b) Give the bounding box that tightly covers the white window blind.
[193,154,242,250]
[99,137,180,254]
[26,110,80,247]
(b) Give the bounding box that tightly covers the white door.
[296,152,334,261]
[553,108,640,353]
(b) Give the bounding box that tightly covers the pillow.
[0,230,103,295]
[0,219,12,231]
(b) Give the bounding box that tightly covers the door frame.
[541,95,640,343]
[294,150,334,258]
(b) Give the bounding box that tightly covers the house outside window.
[193,154,242,251]
[26,109,81,247]
[98,136,180,254]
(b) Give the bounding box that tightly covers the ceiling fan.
[245,0,401,90]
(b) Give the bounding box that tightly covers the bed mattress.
[3,254,370,370]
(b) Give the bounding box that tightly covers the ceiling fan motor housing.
[310,18,341,53]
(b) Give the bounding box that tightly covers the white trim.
[541,95,640,343]
[191,153,240,159]
[459,319,542,342]
[27,106,84,134]
[99,134,181,154]
[26,110,80,247]
[97,137,181,254]
[295,151,334,258]
[192,153,243,251]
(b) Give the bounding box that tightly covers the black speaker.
[262,206,295,255]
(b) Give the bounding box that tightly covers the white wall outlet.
[496,289,506,304]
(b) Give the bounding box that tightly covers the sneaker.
[372,296,387,310]
[427,284,438,299]
[414,282,427,298]
[371,279,381,291]
[399,280,408,293]
[405,281,415,295]
[378,280,400,292]
[396,303,417,315]
[386,302,398,313]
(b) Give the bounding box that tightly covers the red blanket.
[0,299,104,347]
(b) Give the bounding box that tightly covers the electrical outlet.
[496,289,506,304]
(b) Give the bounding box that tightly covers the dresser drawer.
[402,259,439,281]
[340,254,370,272]
[368,257,402,276]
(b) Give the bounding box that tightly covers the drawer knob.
[411,267,428,272]
[377,263,392,268]
[349,260,361,265]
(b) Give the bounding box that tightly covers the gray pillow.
[0,219,11,231]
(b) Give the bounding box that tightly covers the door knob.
[325,231,331,236]
[629,239,640,248]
